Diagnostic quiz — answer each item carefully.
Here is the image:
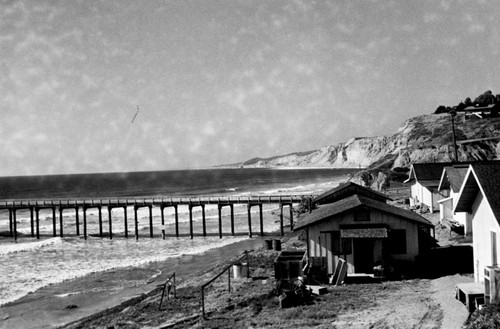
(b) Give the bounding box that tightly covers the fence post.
[173,273,176,298]
[201,287,205,319]
[246,250,250,278]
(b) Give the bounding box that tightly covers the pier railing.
[0,195,308,208]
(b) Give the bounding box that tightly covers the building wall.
[410,183,422,206]
[307,209,421,275]
[411,182,437,212]
[439,192,472,235]
[450,189,472,235]
[439,197,453,221]
[421,186,434,212]
[472,192,500,283]
[432,190,446,213]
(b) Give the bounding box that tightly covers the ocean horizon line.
[0,165,360,179]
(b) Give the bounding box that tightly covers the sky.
[1,0,500,176]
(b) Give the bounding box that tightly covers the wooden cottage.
[295,190,433,276]
[454,163,500,284]
[437,166,471,235]
[405,162,460,213]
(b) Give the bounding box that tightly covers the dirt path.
[431,274,473,329]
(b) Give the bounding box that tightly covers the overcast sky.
[1,0,500,176]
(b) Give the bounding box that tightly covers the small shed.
[294,194,434,276]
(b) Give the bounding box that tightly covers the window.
[332,231,352,255]
[354,209,370,221]
[388,229,407,254]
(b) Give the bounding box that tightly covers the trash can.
[265,240,273,250]
[233,263,249,278]
[273,239,282,251]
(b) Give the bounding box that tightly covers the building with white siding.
[454,162,500,284]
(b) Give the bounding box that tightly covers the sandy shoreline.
[0,236,271,329]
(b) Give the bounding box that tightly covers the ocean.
[0,168,357,306]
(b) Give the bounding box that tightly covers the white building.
[437,166,472,235]
[454,163,500,284]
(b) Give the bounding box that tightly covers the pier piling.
[218,205,222,239]
[247,204,252,238]
[134,206,139,240]
[8,209,13,237]
[98,206,103,237]
[230,204,234,235]
[160,206,165,226]
[108,207,113,239]
[279,204,284,236]
[148,206,153,238]
[189,205,193,239]
[75,207,80,236]
[59,207,64,237]
[123,206,128,238]
[52,207,56,237]
[30,207,34,237]
[35,208,40,239]
[83,207,87,240]
[174,205,179,237]
[13,209,17,240]
[259,204,264,236]
[202,204,206,237]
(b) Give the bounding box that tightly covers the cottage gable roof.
[294,194,433,230]
[313,181,391,205]
[455,163,500,224]
[406,162,457,183]
[438,166,469,193]
[406,161,478,188]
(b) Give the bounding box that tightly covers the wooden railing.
[200,250,251,319]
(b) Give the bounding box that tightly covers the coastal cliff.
[230,113,500,184]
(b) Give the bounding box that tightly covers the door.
[353,239,374,273]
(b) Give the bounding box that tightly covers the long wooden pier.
[0,195,310,241]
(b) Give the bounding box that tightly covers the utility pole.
[450,110,459,162]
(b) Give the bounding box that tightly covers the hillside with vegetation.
[227,90,500,188]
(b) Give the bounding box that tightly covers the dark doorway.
[354,239,374,273]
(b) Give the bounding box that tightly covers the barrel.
[233,263,249,278]
[265,239,273,250]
